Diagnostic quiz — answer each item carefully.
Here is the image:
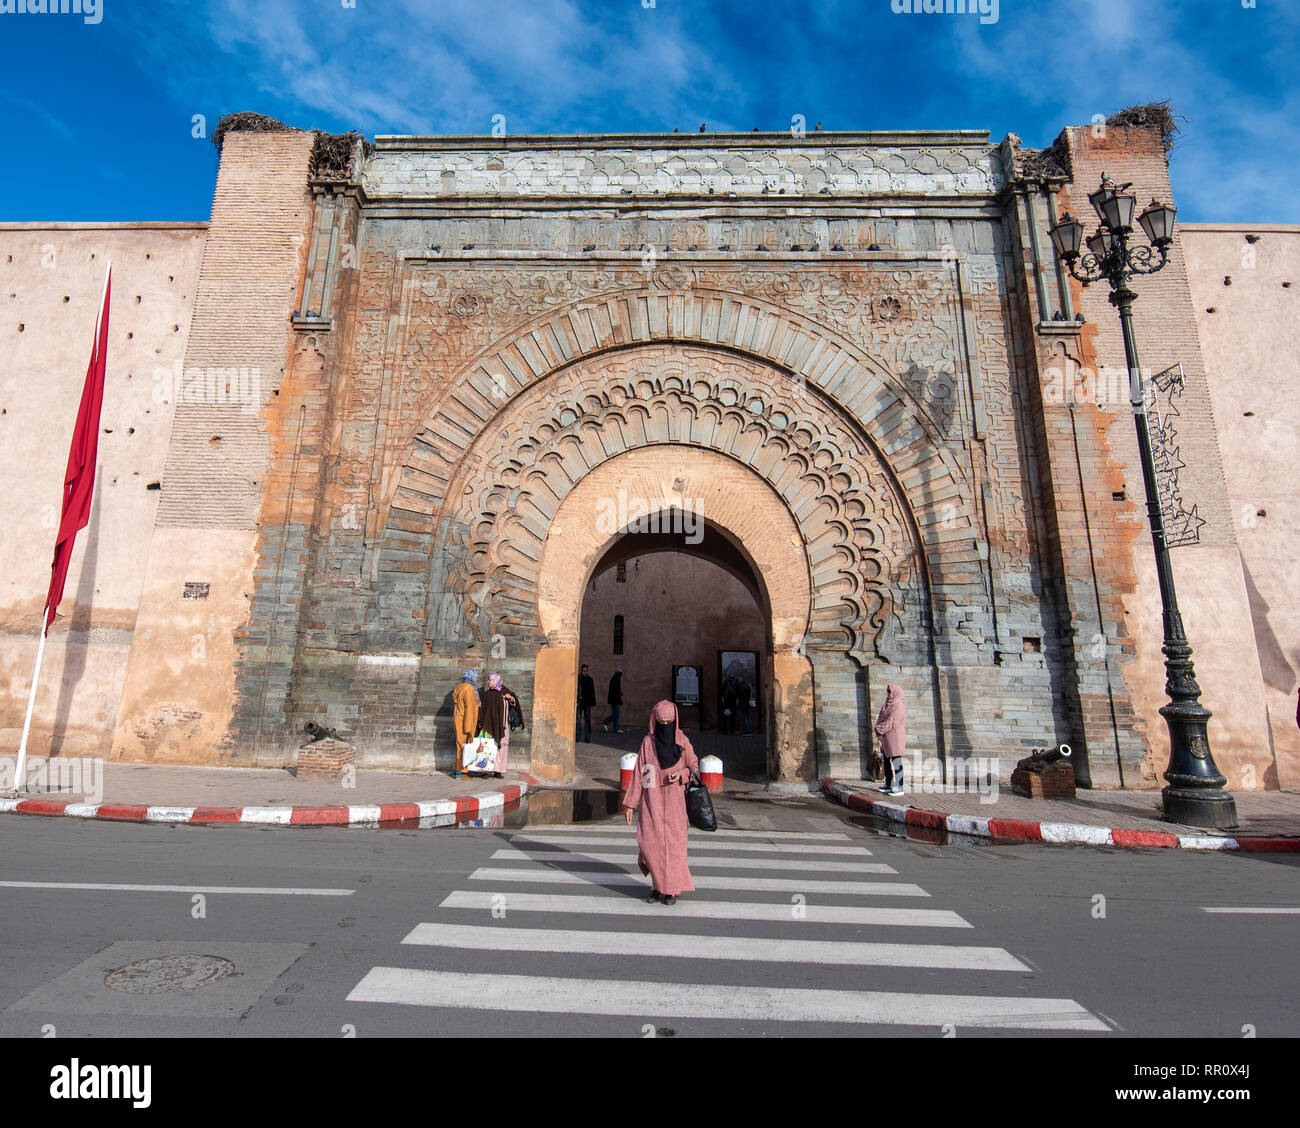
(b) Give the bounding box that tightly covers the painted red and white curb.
[0,779,528,828]
[822,779,1300,852]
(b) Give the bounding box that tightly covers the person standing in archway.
[874,684,906,796]
[603,667,624,733]
[451,668,480,777]
[576,664,596,742]
[622,700,700,906]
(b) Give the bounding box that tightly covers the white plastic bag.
[461,733,498,772]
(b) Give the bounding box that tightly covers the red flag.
[43,269,111,635]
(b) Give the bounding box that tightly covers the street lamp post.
[1049,175,1237,829]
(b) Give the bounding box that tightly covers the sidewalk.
[823,778,1300,851]
[0,757,528,828]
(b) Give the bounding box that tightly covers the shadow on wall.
[917,449,965,774]
[1241,554,1297,694]
[854,663,872,776]
[50,468,101,759]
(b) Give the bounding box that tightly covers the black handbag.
[685,770,717,832]
[507,699,525,731]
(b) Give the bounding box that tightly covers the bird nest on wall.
[211,112,293,149]
[309,130,371,180]
[1106,102,1182,153]
[211,113,371,180]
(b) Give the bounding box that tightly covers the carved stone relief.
[399,347,929,665]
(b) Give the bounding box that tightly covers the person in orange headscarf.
[622,700,700,905]
[874,684,907,796]
[451,668,480,777]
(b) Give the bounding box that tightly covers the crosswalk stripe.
[514,826,852,843]
[469,867,928,897]
[507,834,872,856]
[0,880,353,897]
[441,890,969,927]
[401,922,1030,971]
[346,968,1106,1031]
[489,848,896,874]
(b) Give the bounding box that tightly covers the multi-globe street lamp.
[1048,175,1238,829]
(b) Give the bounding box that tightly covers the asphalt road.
[0,796,1296,1039]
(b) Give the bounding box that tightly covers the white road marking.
[468,867,928,897]
[514,826,852,842]
[1200,906,1300,914]
[402,922,1029,971]
[441,890,969,927]
[0,880,354,896]
[489,848,895,874]
[507,834,872,856]
[347,968,1107,1030]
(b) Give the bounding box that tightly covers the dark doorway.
[577,521,770,781]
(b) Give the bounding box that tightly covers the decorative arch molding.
[381,280,971,527]
[535,448,812,651]
[391,344,977,665]
[524,446,818,782]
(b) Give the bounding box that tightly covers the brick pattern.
[156,132,315,529]
[295,737,355,780]
[1011,759,1076,799]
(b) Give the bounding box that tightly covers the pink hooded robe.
[873,684,906,759]
[622,700,700,897]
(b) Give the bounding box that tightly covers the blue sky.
[0,0,1296,223]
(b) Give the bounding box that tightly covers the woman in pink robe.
[622,700,700,905]
[874,684,907,795]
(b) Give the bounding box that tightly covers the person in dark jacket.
[603,667,624,733]
[479,673,517,778]
[737,677,753,735]
[576,664,597,742]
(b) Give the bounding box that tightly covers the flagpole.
[8,262,111,798]
[10,617,51,797]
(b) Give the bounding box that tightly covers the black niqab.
[653,718,681,769]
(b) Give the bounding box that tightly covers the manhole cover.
[104,954,238,995]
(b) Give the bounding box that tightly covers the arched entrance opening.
[576,519,771,781]
[529,445,816,784]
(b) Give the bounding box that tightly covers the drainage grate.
[104,954,239,995]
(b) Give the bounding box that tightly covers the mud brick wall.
[112,131,316,766]
[1053,124,1273,789]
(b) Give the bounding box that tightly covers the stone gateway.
[2,111,1295,792]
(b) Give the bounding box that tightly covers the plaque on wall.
[672,665,701,707]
